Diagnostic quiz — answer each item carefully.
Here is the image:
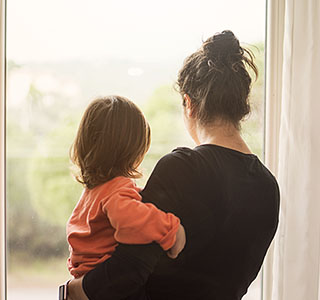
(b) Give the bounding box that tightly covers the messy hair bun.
[177,30,258,127]
[203,30,240,58]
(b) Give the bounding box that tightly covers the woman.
[67,30,280,300]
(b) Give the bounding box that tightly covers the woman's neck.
[194,121,252,155]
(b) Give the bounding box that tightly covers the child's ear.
[183,94,193,118]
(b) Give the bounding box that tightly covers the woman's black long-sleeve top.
[82,145,280,300]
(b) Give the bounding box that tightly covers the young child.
[67,95,185,278]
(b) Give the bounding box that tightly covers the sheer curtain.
[264,0,320,299]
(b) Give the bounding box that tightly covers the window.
[4,1,266,299]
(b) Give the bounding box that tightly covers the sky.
[7,0,266,63]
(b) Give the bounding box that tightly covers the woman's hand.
[167,224,186,259]
[67,276,89,300]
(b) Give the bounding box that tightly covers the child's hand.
[167,224,186,259]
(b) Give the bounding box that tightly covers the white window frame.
[0,1,279,299]
[0,0,6,300]
[262,0,284,299]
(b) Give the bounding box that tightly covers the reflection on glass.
[6,0,265,299]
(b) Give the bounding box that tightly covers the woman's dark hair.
[70,96,151,189]
[177,30,258,127]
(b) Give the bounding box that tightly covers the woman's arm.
[68,151,189,300]
[83,243,163,300]
[67,243,163,300]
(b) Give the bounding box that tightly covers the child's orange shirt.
[67,176,180,278]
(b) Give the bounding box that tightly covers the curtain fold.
[265,0,320,299]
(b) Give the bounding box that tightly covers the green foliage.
[144,86,191,147]
[6,109,80,259]
[7,155,69,259]
[27,83,43,108]
[241,43,265,159]
[138,85,193,185]
[28,117,82,226]
[28,157,80,226]
[7,59,21,72]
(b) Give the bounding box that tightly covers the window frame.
[0,1,274,299]
[0,0,6,299]
[262,0,285,299]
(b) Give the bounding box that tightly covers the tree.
[28,116,82,227]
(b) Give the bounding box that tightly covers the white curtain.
[264,0,320,299]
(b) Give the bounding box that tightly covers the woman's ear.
[183,94,193,118]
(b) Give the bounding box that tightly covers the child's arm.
[102,181,181,252]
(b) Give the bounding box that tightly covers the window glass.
[6,1,266,299]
